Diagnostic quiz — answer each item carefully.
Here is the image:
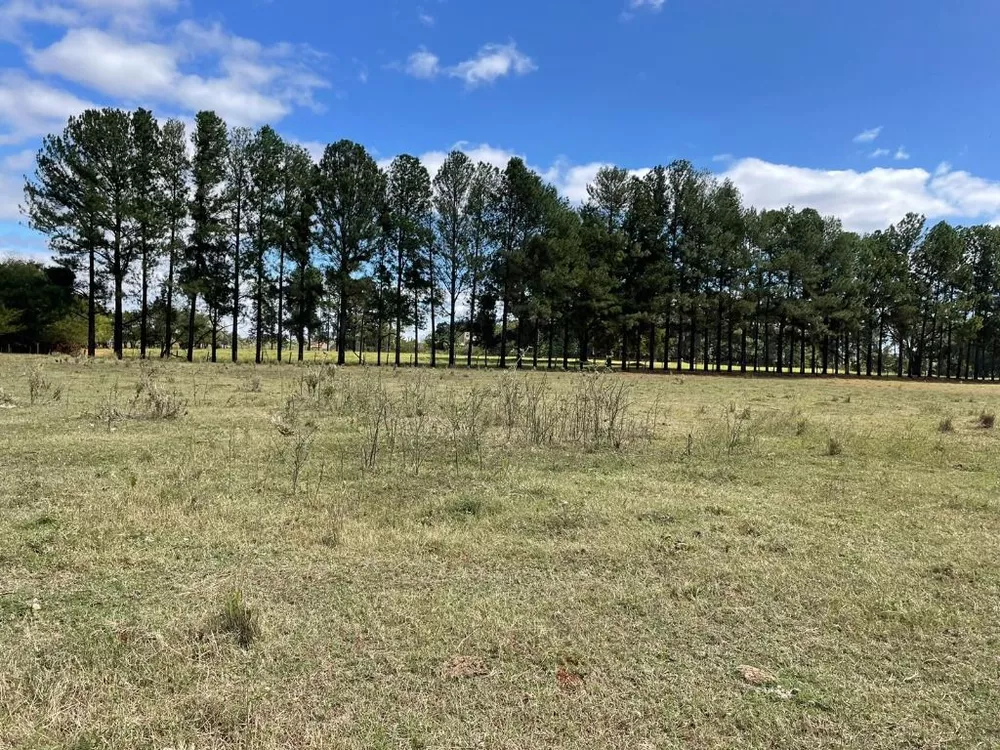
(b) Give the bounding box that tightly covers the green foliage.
[215,589,260,649]
[15,107,1000,381]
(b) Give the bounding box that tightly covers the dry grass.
[2,356,1000,749]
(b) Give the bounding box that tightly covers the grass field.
[2,355,999,749]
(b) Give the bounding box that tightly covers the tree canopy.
[19,107,1000,379]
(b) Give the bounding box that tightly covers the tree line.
[17,107,1000,379]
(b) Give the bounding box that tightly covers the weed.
[826,435,844,456]
[27,365,61,405]
[939,416,955,433]
[243,371,262,393]
[723,403,755,455]
[290,426,318,494]
[215,589,260,649]
[978,411,995,429]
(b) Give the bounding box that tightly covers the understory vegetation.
[2,355,999,749]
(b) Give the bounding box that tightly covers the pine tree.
[183,111,228,362]
[159,119,189,358]
[314,140,384,365]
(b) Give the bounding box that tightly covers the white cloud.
[405,48,441,80]
[712,153,734,163]
[870,148,890,158]
[853,126,882,144]
[391,143,1000,234]
[401,42,536,87]
[926,166,1000,217]
[720,157,1000,233]
[26,22,328,127]
[629,0,665,10]
[29,28,176,99]
[418,11,435,27]
[450,43,536,87]
[0,71,94,145]
[0,0,176,40]
[895,146,910,161]
[621,0,665,20]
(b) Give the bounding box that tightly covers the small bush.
[978,411,995,429]
[826,436,843,456]
[939,416,954,433]
[216,589,260,649]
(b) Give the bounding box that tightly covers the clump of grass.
[133,378,186,419]
[215,589,260,649]
[0,386,14,408]
[939,416,955,433]
[978,411,995,429]
[722,403,755,455]
[795,417,809,436]
[243,371,262,393]
[826,435,844,456]
[448,497,486,519]
[26,365,61,405]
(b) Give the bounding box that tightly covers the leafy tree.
[433,150,475,367]
[247,126,284,363]
[465,162,500,365]
[492,158,549,367]
[387,154,432,366]
[159,119,189,358]
[314,140,384,365]
[24,109,131,357]
[183,111,228,362]
[129,108,165,359]
[226,126,252,363]
[24,116,104,356]
[277,144,314,361]
[0,260,80,352]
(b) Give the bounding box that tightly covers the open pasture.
[1,356,999,749]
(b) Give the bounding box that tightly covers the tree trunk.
[562,318,570,370]
[113,217,124,360]
[395,246,404,367]
[232,211,241,364]
[688,303,696,372]
[499,263,510,368]
[187,293,197,362]
[88,241,97,358]
[866,322,873,376]
[337,268,349,366]
[211,310,218,363]
[413,294,420,367]
[449,268,457,367]
[277,246,285,362]
[114,272,124,360]
[533,320,539,369]
[715,296,723,372]
[140,243,148,359]
[650,319,657,371]
[877,317,885,376]
[429,278,437,368]
[548,319,555,369]
[467,277,477,367]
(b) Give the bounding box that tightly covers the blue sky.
[3,0,1000,262]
